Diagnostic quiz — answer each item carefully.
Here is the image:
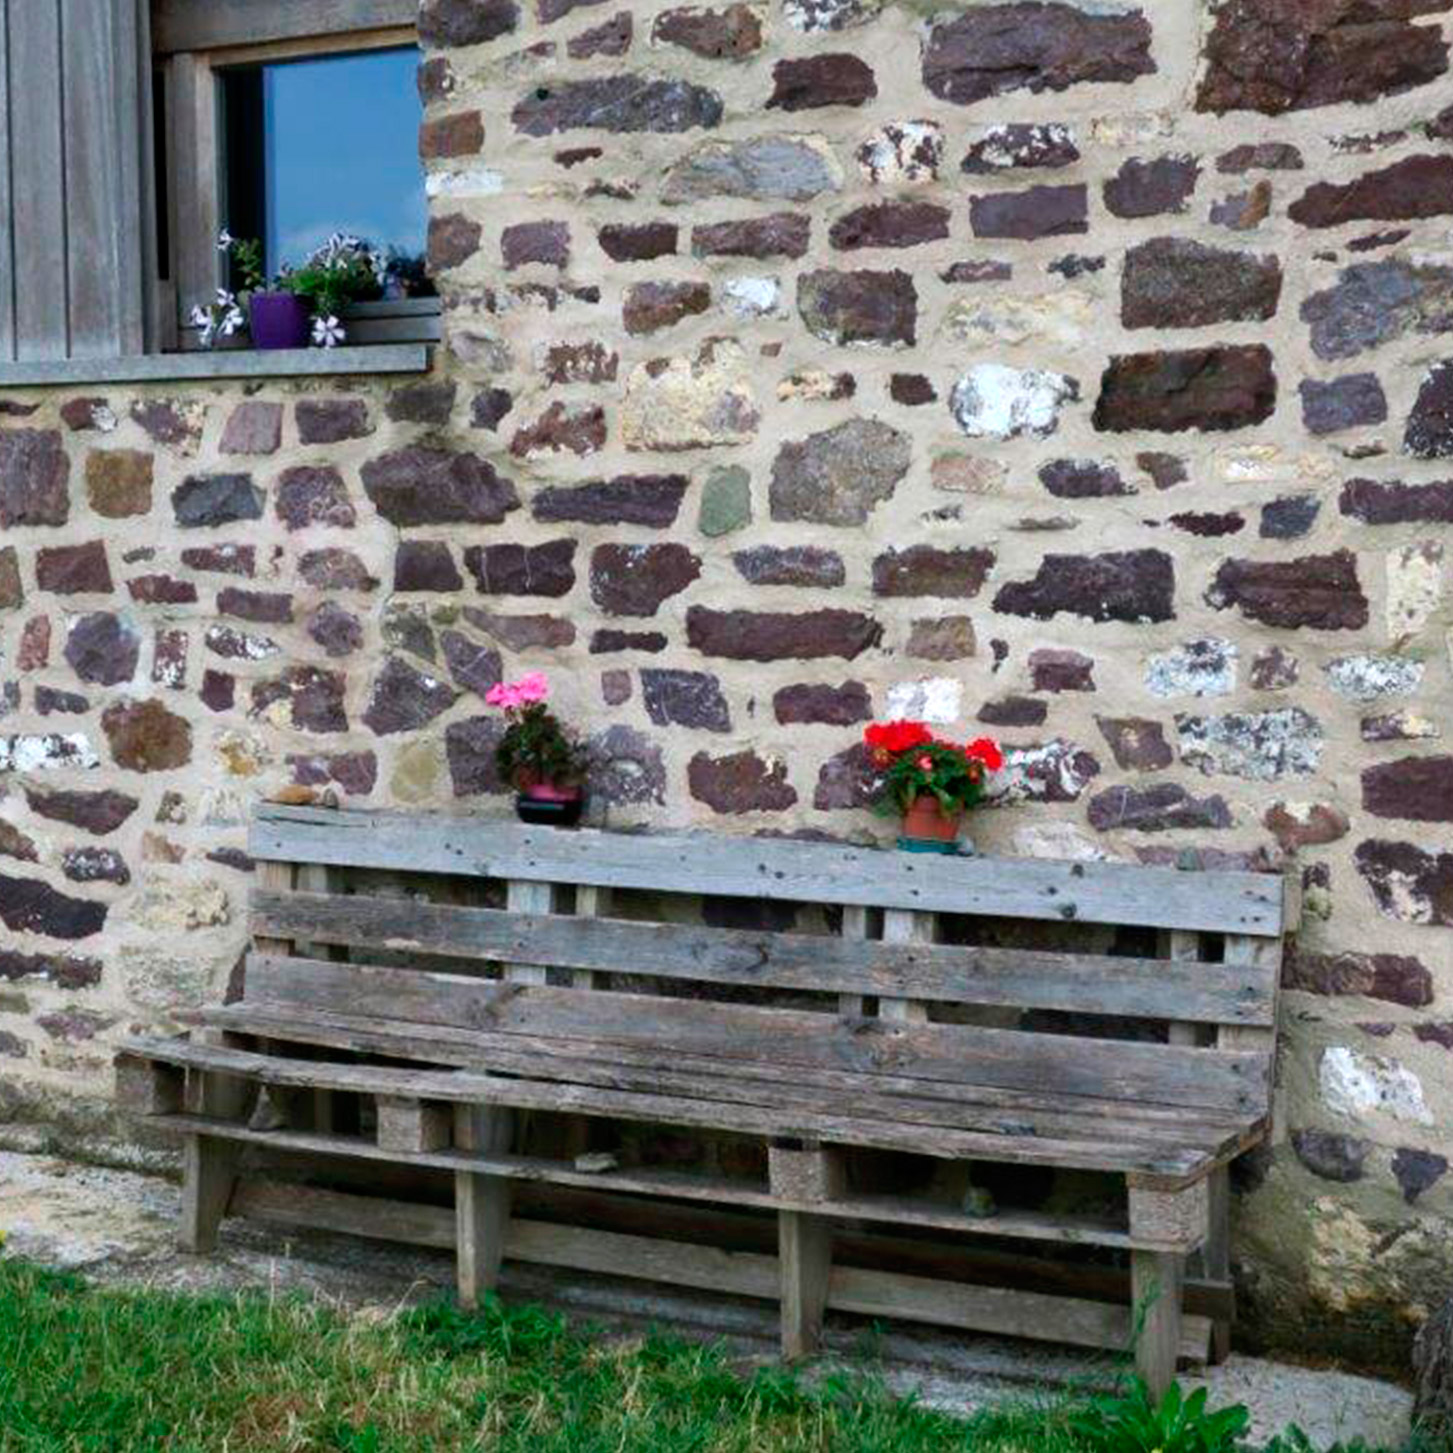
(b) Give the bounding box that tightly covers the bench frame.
[118,805,1290,1395]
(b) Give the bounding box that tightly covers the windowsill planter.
[0,343,431,388]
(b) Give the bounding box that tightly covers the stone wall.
[2,0,1453,1363]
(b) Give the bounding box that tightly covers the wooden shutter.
[0,0,149,363]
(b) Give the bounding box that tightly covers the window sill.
[0,344,431,388]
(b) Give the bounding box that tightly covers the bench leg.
[1132,1249,1185,1399]
[455,1105,514,1311]
[1202,1167,1233,1364]
[779,1210,833,1361]
[179,1066,248,1254]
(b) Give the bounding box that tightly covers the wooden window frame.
[152,0,436,353]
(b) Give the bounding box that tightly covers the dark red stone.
[1121,238,1282,328]
[1039,459,1130,498]
[1096,716,1174,771]
[62,847,129,886]
[977,696,1046,727]
[687,606,883,661]
[200,670,235,712]
[35,686,89,715]
[1207,549,1368,630]
[511,76,723,135]
[419,0,518,46]
[440,631,503,699]
[127,574,198,605]
[428,213,483,270]
[470,388,515,433]
[1406,360,1453,459]
[693,213,811,260]
[306,602,364,660]
[418,110,485,160]
[362,657,459,736]
[872,546,994,598]
[35,542,111,594]
[465,609,575,650]
[1341,476,1453,523]
[64,613,139,686]
[970,184,1087,240]
[598,222,678,261]
[296,398,371,444]
[1095,345,1277,434]
[18,617,50,671]
[217,588,293,625]
[1363,755,1453,822]
[1198,0,1450,115]
[0,949,101,989]
[445,717,508,798]
[653,4,764,57]
[394,541,464,593]
[541,341,618,385]
[464,539,577,597]
[1291,155,1453,227]
[535,475,686,527]
[890,374,937,406]
[689,750,797,813]
[181,544,254,577]
[362,448,519,526]
[0,430,69,527]
[59,396,109,431]
[922,4,1154,105]
[1357,839,1453,925]
[773,681,871,726]
[1285,948,1433,1007]
[567,11,632,57]
[641,669,730,731]
[1088,784,1231,832]
[590,629,668,654]
[502,220,570,269]
[768,54,877,111]
[0,874,107,940]
[299,549,378,593]
[131,400,200,449]
[797,269,916,346]
[386,382,458,425]
[993,550,1175,624]
[1104,155,1200,218]
[591,543,701,615]
[623,280,711,334]
[1172,510,1246,538]
[24,788,138,836]
[1218,142,1304,172]
[509,402,607,458]
[1030,648,1094,692]
[829,200,950,252]
[250,667,348,733]
[962,123,1081,173]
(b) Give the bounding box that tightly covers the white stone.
[1320,1047,1432,1126]
[886,677,961,725]
[1325,655,1425,702]
[1146,639,1238,698]
[949,364,1077,441]
[966,122,1078,170]
[988,740,1098,805]
[1011,822,1119,862]
[622,339,760,452]
[785,0,881,30]
[722,276,781,318]
[1089,111,1175,147]
[856,120,943,186]
[0,734,100,772]
[1386,541,1444,645]
[125,878,231,933]
[426,168,504,199]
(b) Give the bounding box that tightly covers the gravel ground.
[0,1145,1414,1448]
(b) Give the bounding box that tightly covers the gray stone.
[769,418,910,525]
[641,669,731,731]
[1300,374,1389,434]
[1301,260,1453,363]
[1087,784,1232,832]
[172,474,263,528]
[513,76,723,135]
[1291,1130,1369,1184]
[588,725,666,805]
[662,134,842,204]
[1177,708,1324,781]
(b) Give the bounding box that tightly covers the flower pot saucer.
[896,837,976,856]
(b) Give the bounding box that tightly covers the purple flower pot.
[249,292,310,350]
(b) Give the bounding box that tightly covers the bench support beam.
[455,1104,514,1309]
[179,1063,249,1253]
[1131,1249,1185,1398]
[779,1210,833,1361]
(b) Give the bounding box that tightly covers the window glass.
[259,46,425,276]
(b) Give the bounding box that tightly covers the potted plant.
[485,673,587,827]
[863,719,1003,854]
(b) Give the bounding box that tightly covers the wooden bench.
[117,803,1290,1393]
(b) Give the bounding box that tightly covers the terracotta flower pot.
[900,794,962,845]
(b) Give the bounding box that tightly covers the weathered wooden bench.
[117,803,1290,1393]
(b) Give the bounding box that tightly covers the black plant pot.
[515,792,584,828]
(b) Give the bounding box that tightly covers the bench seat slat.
[242,955,1269,1118]
[195,1002,1261,1159]
[249,892,1276,1028]
[124,1034,1242,1181]
[249,806,1285,936]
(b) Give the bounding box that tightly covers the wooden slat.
[167,51,219,326]
[1219,936,1282,1053]
[455,1103,513,1309]
[780,1210,832,1359]
[1160,930,1203,1047]
[1133,1249,1186,1397]
[247,894,1278,1028]
[881,908,932,1023]
[239,956,1268,1117]
[0,0,14,360]
[505,881,551,987]
[127,1039,1216,1179]
[228,1179,1212,1360]
[61,0,145,358]
[9,0,67,361]
[150,1112,1172,1248]
[152,0,416,53]
[249,807,1286,936]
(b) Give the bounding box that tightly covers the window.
[0,0,432,381]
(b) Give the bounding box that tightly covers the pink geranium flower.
[486,674,551,712]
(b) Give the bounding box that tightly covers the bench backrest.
[246,805,1288,1120]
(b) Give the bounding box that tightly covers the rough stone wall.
[2,0,1453,1363]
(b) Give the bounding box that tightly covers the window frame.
[153,2,437,354]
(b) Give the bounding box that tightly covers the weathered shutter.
[0,0,148,363]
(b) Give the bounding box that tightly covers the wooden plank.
[769,1145,844,1204]
[152,0,416,52]
[1132,1250,1186,1397]
[167,51,219,331]
[61,0,146,358]
[9,0,68,360]
[128,1040,1219,1179]
[455,1104,513,1309]
[1159,930,1203,1047]
[505,882,552,987]
[881,909,932,1024]
[0,342,431,386]
[205,996,1264,1157]
[249,892,1276,1027]
[0,0,14,360]
[239,957,1268,1117]
[250,808,1287,936]
[780,1211,832,1359]
[1219,936,1282,1054]
[1129,1181,1207,1253]
[1203,1166,1233,1364]
[376,1097,450,1154]
[179,1066,246,1253]
[150,1113,1173,1248]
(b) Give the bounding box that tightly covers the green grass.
[0,1258,1421,1453]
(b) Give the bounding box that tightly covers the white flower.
[216,228,234,250]
[187,304,209,328]
[311,315,345,348]
[218,305,244,338]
